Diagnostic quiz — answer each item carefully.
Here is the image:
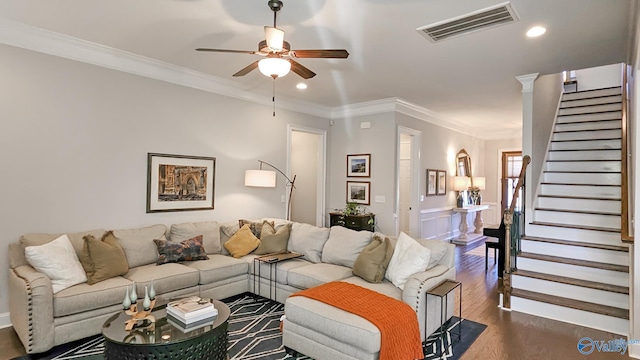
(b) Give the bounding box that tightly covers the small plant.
[344,202,361,216]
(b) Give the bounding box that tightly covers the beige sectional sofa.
[8,219,455,355]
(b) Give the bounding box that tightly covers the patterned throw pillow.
[239,219,275,238]
[153,235,209,265]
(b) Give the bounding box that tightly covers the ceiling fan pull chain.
[272,78,277,117]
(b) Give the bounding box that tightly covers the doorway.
[501,151,523,212]
[288,125,326,227]
[396,127,421,237]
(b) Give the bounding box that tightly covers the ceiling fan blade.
[233,61,260,77]
[196,48,258,55]
[288,59,316,79]
[290,49,349,59]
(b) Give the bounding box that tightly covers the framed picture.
[347,154,371,177]
[347,181,371,205]
[147,153,216,213]
[437,170,447,195]
[427,169,437,196]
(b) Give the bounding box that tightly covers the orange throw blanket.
[290,281,423,360]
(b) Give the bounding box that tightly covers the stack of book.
[166,296,218,332]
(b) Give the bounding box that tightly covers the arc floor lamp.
[245,160,296,220]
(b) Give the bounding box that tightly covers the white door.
[398,134,412,233]
[288,126,326,226]
[396,127,421,237]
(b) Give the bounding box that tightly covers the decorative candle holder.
[122,281,156,331]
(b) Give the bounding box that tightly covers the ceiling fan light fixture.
[265,26,285,52]
[258,58,291,78]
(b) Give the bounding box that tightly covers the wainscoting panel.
[482,202,500,227]
[0,312,11,329]
[420,207,455,240]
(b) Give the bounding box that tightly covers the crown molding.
[0,19,520,139]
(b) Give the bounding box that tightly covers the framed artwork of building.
[146,153,216,213]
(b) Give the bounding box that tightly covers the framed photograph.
[437,170,447,195]
[147,153,216,213]
[347,154,371,177]
[347,181,371,205]
[427,169,437,196]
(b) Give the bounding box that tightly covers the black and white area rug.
[12,295,485,360]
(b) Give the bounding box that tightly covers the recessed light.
[296,83,307,90]
[526,26,546,37]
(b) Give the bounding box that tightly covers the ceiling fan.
[196,0,349,80]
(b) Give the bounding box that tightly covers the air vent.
[417,2,519,42]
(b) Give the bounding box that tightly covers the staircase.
[509,86,630,335]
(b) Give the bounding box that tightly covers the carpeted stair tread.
[518,252,628,272]
[511,288,629,319]
[513,270,629,294]
[521,236,628,252]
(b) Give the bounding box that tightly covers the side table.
[253,252,303,301]
[425,279,462,356]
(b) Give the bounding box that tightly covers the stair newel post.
[503,210,513,309]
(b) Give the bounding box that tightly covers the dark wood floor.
[0,240,629,359]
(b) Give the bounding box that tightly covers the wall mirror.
[456,149,472,178]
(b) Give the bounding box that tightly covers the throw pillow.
[385,232,432,290]
[418,239,449,270]
[254,223,291,255]
[224,225,261,258]
[352,234,394,283]
[239,219,275,238]
[170,221,221,254]
[80,231,129,285]
[287,223,330,263]
[24,234,87,293]
[321,226,373,268]
[114,224,167,268]
[153,235,209,265]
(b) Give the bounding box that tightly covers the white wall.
[574,63,623,91]
[0,44,330,317]
[532,73,563,194]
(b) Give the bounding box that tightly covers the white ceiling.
[0,0,633,139]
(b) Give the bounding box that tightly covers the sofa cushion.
[254,223,291,255]
[24,234,87,293]
[224,225,261,258]
[53,276,132,317]
[288,223,330,263]
[153,235,209,265]
[417,239,449,270]
[385,232,431,290]
[20,229,106,259]
[287,263,352,289]
[341,276,402,301]
[184,254,249,284]
[239,219,275,238]
[114,225,167,268]
[322,226,373,268]
[169,221,221,254]
[124,263,199,294]
[352,235,393,283]
[79,231,129,285]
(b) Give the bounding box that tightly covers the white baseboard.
[0,312,11,329]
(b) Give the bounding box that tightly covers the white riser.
[540,184,620,197]
[555,121,620,132]
[553,129,621,141]
[534,210,620,229]
[547,149,620,161]
[520,240,628,266]
[557,111,621,124]
[558,103,621,115]
[543,172,620,185]
[510,297,629,336]
[537,197,620,213]
[526,223,623,246]
[560,95,621,108]
[562,88,621,100]
[550,139,621,151]
[546,160,620,172]
[516,257,628,287]
[512,275,628,309]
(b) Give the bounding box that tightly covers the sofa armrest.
[402,264,456,340]
[9,265,55,354]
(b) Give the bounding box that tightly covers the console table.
[329,212,375,231]
[452,205,489,245]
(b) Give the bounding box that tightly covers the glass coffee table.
[102,298,230,360]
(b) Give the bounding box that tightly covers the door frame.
[498,147,522,211]
[287,124,327,227]
[396,126,422,237]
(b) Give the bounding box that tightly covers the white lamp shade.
[245,170,276,187]
[264,26,285,52]
[473,177,486,190]
[452,176,470,191]
[258,58,291,78]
